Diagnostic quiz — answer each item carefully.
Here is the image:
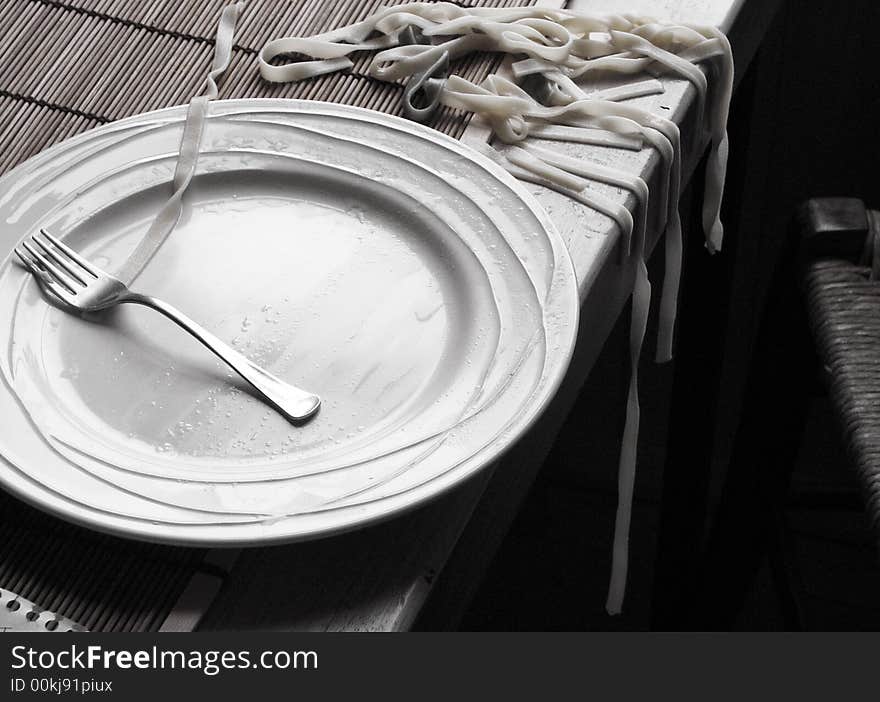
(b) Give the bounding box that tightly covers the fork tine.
[38,228,99,277]
[15,247,49,281]
[21,241,79,294]
[15,247,68,299]
[31,234,88,286]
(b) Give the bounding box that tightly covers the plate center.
[16,167,498,468]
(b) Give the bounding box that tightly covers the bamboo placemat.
[0,0,536,631]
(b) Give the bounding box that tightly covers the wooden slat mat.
[0,492,207,632]
[0,0,536,157]
[0,0,535,631]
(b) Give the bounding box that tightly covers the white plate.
[0,100,578,545]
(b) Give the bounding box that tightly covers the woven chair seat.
[804,255,880,537]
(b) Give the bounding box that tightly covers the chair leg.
[768,509,807,630]
[689,197,868,629]
[687,216,816,629]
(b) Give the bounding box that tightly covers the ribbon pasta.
[254,2,735,616]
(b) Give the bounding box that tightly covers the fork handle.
[121,292,321,423]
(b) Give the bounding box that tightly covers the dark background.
[460,0,880,630]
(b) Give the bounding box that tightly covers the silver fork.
[14,229,321,423]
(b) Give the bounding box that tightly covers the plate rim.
[0,98,580,546]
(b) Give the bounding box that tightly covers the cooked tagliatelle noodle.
[120,2,244,286]
[113,2,730,614]
[257,2,733,616]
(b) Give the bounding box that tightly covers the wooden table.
[193,0,782,630]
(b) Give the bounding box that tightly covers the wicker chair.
[690,197,879,629]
